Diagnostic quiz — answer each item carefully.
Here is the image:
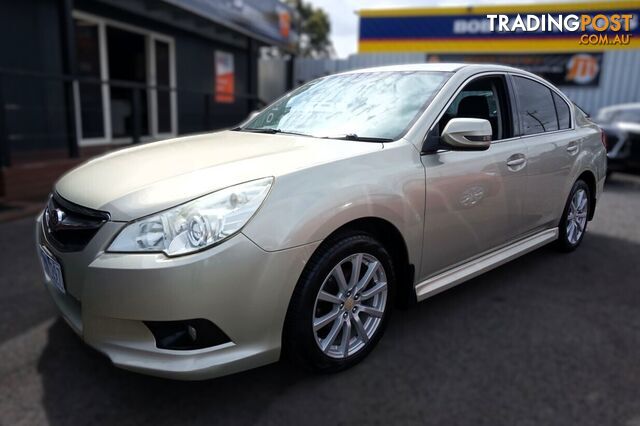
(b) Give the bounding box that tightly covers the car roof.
[336,62,525,75]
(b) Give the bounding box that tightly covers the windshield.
[241,71,451,140]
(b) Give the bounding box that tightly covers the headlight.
[108,177,273,256]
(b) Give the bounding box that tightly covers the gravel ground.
[0,173,639,426]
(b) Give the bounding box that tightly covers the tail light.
[600,128,607,150]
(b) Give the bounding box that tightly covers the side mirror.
[441,118,492,150]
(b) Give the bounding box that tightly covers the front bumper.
[35,213,319,380]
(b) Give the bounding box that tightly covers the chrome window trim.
[516,128,576,141]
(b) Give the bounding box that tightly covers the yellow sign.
[358,1,640,53]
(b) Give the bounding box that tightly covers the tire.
[284,231,395,373]
[556,179,591,252]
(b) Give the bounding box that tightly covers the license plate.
[39,246,65,294]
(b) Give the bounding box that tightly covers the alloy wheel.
[567,188,588,244]
[312,253,388,359]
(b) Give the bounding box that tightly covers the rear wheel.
[557,180,590,252]
[284,232,394,372]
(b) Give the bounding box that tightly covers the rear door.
[510,75,579,233]
[420,74,529,279]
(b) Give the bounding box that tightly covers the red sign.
[278,9,291,38]
[215,51,235,103]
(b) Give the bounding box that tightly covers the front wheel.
[556,180,590,252]
[284,233,395,372]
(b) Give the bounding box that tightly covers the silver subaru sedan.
[36,63,607,379]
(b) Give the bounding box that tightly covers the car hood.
[55,130,383,221]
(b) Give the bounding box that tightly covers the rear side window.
[513,76,558,135]
[552,92,571,129]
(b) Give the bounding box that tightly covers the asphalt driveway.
[1,174,639,426]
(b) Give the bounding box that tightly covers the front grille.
[43,193,110,252]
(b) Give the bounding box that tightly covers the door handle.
[506,154,527,170]
[567,141,579,155]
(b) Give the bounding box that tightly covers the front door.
[419,74,528,279]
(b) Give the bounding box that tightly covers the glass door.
[74,17,109,143]
[154,40,173,135]
[106,26,149,139]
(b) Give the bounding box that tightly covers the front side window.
[242,71,451,140]
[437,76,512,141]
[513,76,559,135]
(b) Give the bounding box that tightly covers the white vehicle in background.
[595,103,640,176]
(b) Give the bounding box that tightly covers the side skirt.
[415,228,559,302]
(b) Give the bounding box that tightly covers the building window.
[72,11,177,146]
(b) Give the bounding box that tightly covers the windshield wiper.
[234,128,393,142]
[234,127,312,137]
[235,127,279,133]
[322,133,394,142]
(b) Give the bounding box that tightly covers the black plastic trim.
[144,319,232,351]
